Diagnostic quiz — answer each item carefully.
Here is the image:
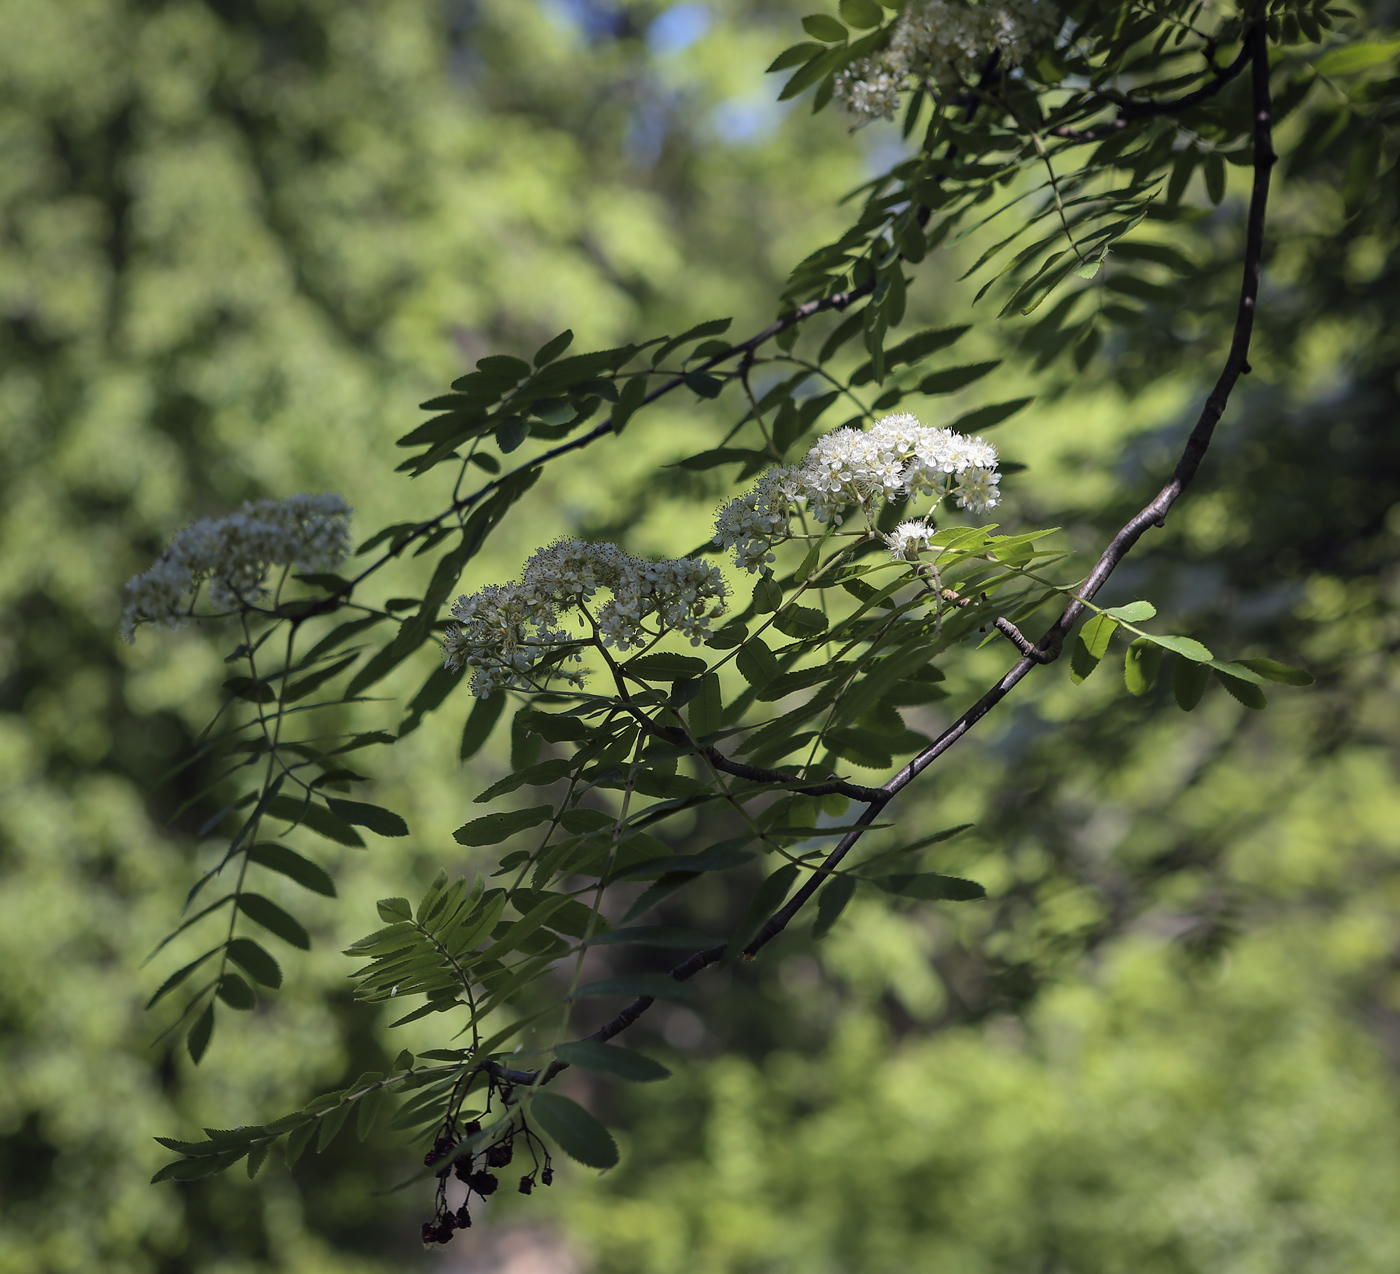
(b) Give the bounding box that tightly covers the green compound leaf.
[529,1092,619,1169]
[246,1141,272,1180]
[767,40,824,72]
[555,1040,672,1083]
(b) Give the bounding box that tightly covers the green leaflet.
[724,863,801,962]
[555,1040,672,1082]
[216,972,255,1010]
[626,652,709,681]
[1124,638,1164,696]
[246,843,336,897]
[474,758,574,803]
[226,938,282,989]
[237,894,311,950]
[867,873,987,902]
[460,693,506,761]
[454,805,554,847]
[1174,656,1211,711]
[324,798,408,838]
[529,1092,619,1169]
[264,794,365,848]
[688,673,723,737]
[812,874,857,939]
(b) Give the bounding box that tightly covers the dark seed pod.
[453,1158,474,1182]
[455,1204,473,1228]
[463,1120,482,1136]
[421,1222,438,1244]
[541,1166,554,1186]
[468,1170,499,1196]
[519,1175,534,1195]
[485,1142,513,1167]
[440,1213,457,1235]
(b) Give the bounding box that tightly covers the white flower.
[953,465,1001,514]
[834,0,1060,122]
[121,494,352,641]
[885,519,936,561]
[833,57,904,122]
[713,466,804,573]
[713,411,1003,573]
[800,426,906,523]
[444,540,729,695]
[443,581,581,698]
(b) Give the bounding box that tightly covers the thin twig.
[1050,38,1253,142]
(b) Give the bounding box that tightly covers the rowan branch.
[570,23,1275,1048]
[1049,39,1254,143]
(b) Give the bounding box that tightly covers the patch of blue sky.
[710,97,784,144]
[647,3,711,56]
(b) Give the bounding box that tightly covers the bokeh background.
[3,1,1399,1271]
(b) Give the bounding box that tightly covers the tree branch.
[571,21,1275,1048]
[1049,39,1253,143]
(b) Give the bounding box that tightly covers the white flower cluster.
[121,494,352,641]
[885,518,936,561]
[443,539,729,697]
[834,0,1060,122]
[713,412,999,572]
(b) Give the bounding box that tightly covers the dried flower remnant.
[714,411,1000,574]
[443,539,729,697]
[121,494,352,641]
[834,0,1061,123]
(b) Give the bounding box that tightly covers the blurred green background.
[3,0,1399,1270]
